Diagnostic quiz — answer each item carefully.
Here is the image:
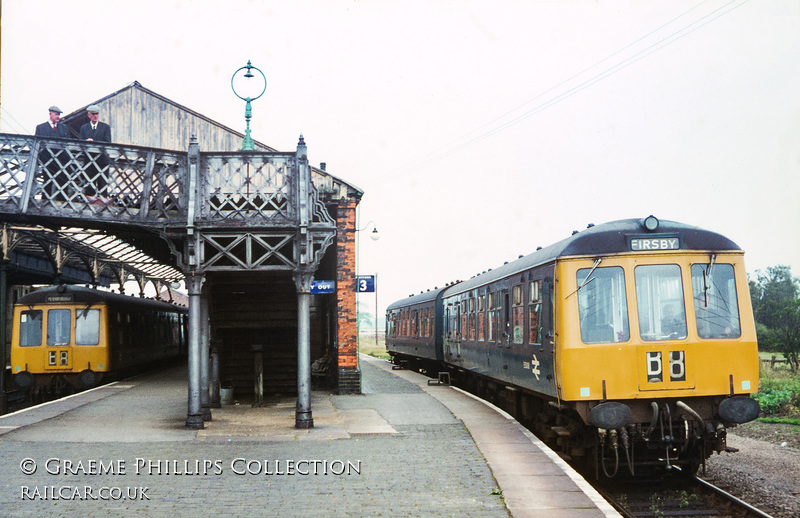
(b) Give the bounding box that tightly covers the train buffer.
[427,371,451,386]
[391,359,409,370]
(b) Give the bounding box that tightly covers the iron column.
[200,289,211,421]
[295,271,313,429]
[185,273,204,429]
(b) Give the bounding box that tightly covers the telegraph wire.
[408,0,715,167]
[376,0,750,182]
[0,105,29,134]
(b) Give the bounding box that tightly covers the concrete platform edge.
[362,354,621,518]
[447,385,621,518]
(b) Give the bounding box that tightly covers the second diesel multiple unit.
[386,216,760,477]
[11,285,187,390]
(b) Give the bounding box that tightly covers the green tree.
[750,265,800,372]
[357,301,375,330]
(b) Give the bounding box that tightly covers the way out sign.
[311,280,336,294]
[356,275,375,293]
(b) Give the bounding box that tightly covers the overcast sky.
[2,0,798,316]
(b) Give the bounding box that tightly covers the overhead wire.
[0,105,29,134]
[375,0,751,182]
[407,0,715,167]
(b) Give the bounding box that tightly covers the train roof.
[386,285,448,312]
[16,285,188,313]
[395,217,741,304]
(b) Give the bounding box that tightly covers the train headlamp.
[589,401,632,430]
[719,396,760,424]
[641,215,659,232]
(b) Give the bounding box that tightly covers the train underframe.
[391,353,745,479]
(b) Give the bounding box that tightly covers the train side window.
[512,285,524,344]
[477,295,485,341]
[691,263,741,339]
[459,301,467,338]
[467,297,476,340]
[635,264,687,341]
[488,293,498,341]
[577,266,630,344]
[529,280,542,345]
[76,309,101,345]
[47,309,72,346]
[19,310,43,347]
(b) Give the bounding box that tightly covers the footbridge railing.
[0,132,337,273]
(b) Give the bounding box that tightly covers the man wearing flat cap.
[79,104,112,200]
[79,105,112,142]
[35,106,71,138]
[34,106,72,201]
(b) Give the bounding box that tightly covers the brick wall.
[336,198,361,394]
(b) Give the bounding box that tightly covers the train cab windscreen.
[577,266,630,344]
[47,309,71,346]
[691,263,741,339]
[635,264,688,341]
[19,310,43,346]
[76,309,101,345]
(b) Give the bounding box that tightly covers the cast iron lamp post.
[231,60,267,151]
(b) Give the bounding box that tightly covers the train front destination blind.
[628,234,682,252]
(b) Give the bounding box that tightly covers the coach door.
[444,301,460,361]
[45,308,73,370]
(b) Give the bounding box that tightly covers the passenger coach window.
[512,285,524,344]
[468,298,476,340]
[529,280,542,345]
[635,265,687,341]
[692,263,741,338]
[47,309,71,346]
[476,295,485,341]
[76,309,101,345]
[488,293,498,341]
[19,310,43,347]
[460,301,467,338]
[577,266,630,344]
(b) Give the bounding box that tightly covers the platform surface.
[0,354,618,517]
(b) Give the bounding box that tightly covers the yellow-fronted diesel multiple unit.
[11,285,187,390]
[387,217,760,477]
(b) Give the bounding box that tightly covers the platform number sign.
[357,275,375,293]
[646,351,686,383]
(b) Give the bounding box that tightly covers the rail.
[594,470,776,518]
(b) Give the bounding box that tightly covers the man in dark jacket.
[34,106,71,138]
[79,105,112,200]
[34,106,72,201]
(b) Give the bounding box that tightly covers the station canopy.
[5,223,183,293]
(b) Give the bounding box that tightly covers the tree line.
[750,265,800,373]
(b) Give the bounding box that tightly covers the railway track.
[594,469,775,518]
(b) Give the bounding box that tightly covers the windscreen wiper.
[567,258,602,298]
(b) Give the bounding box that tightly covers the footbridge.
[0,131,352,428]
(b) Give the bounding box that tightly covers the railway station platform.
[0,355,619,517]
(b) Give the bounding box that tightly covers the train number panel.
[638,348,694,390]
